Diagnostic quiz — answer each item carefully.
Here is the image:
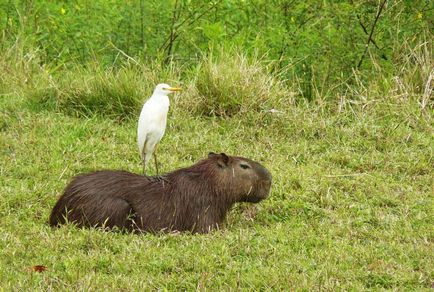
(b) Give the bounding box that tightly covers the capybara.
[49,152,272,233]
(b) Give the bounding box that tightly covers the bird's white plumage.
[137,83,179,173]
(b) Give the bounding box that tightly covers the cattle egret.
[137,83,181,174]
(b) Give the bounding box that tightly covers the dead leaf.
[31,265,47,273]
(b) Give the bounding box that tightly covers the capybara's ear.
[209,152,229,168]
[216,153,230,168]
[220,153,229,165]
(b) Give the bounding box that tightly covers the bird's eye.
[240,163,250,169]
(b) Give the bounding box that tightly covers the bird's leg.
[150,145,169,184]
[153,144,159,176]
[141,148,147,175]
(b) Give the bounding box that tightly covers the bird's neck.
[150,93,170,106]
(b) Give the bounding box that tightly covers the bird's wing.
[137,100,156,144]
[138,128,148,157]
[137,109,149,156]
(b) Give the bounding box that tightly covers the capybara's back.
[49,170,148,230]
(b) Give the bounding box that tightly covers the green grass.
[0,39,433,289]
[1,86,433,289]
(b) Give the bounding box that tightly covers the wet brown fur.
[49,153,272,233]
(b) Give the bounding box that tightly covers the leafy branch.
[357,0,387,68]
[160,0,223,63]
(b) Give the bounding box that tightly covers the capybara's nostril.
[261,167,272,182]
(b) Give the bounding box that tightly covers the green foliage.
[1,0,431,99]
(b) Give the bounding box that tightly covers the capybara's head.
[207,152,272,203]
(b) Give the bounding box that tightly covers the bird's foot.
[151,175,169,184]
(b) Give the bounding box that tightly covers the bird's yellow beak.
[168,87,182,92]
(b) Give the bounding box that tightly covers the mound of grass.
[32,65,144,119]
[27,63,181,120]
[184,51,289,117]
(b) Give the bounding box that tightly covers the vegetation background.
[0,0,433,289]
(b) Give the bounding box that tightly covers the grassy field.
[0,30,433,289]
[1,66,433,289]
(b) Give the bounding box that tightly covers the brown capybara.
[49,152,272,233]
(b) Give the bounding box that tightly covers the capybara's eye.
[240,163,250,169]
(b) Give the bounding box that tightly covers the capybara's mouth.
[260,190,270,200]
[242,187,270,203]
[241,195,263,203]
[248,196,263,203]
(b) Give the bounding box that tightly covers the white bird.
[137,83,181,175]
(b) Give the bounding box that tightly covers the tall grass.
[0,39,47,97]
[0,37,432,121]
